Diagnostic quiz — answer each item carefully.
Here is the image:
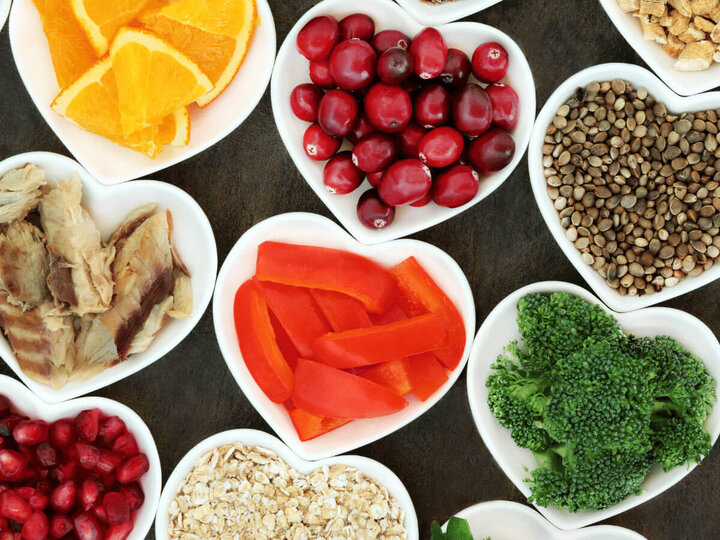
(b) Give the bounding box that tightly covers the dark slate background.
[1,1,719,538]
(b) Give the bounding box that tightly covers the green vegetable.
[486,292,716,513]
[430,517,475,540]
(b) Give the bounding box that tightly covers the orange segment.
[154,0,255,36]
[71,0,151,56]
[31,0,97,88]
[109,28,213,136]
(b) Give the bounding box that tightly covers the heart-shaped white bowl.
[0,0,9,31]
[529,63,720,313]
[0,152,217,403]
[154,428,419,539]
[270,0,535,245]
[0,373,161,540]
[8,0,276,185]
[213,212,475,460]
[443,500,646,540]
[599,0,720,97]
[395,0,503,27]
[466,281,720,530]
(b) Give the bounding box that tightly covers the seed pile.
[542,80,720,297]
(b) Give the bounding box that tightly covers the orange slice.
[70,0,151,56]
[139,0,257,107]
[109,28,212,136]
[51,57,189,158]
[31,0,97,88]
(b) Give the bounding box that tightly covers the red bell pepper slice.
[270,311,299,371]
[310,289,372,332]
[390,257,466,369]
[233,280,294,403]
[256,241,397,313]
[403,353,448,401]
[361,358,412,396]
[256,279,331,358]
[289,408,352,441]
[368,303,406,326]
[312,312,446,369]
[293,359,408,418]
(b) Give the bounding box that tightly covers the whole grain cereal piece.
[676,39,716,68]
[670,0,694,17]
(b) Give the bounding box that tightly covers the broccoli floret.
[651,415,712,471]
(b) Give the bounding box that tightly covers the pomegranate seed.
[73,409,101,442]
[329,40,377,91]
[309,60,334,88]
[290,84,324,123]
[106,519,133,540]
[377,47,412,85]
[0,398,10,418]
[118,484,143,512]
[49,515,72,539]
[34,442,57,469]
[486,83,519,130]
[50,462,77,484]
[418,126,464,168]
[79,477,105,511]
[409,28,447,79]
[356,189,395,230]
[303,124,341,161]
[111,433,137,457]
[347,113,375,145]
[378,159,433,206]
[468,128,515,174]
[371,30,410,53]
[351,133,398,173]
[296,16,340,61]
[0,450,26,482]
[410,192,432,207]
[72,443,100,470]
[93,504,107,524]
[318,89,359,137]
[13,420,49,446]
[15,487,34,500]
[0,516,7,530]
[50,481,76,513]
[102,492,130,525]
[73,512,101,540]
[472,41,509,83]
[413,84,450,128]
[453,84,493,137]
[367,170,384,187]
[0,533,18,540]
[95,449,123,475]
[441,48,471,89]
[364,83,412,133]
[26,492,47,512]
[116,454,149,485]
[339,13,374,41]
[323,152,364,194]
[20,511,47,540]
[0,415,27,436]
[101,471,117,489]
[0,491,32,523]
[431,164,480,208]
[49,420,75,449]
[397,123,427,159]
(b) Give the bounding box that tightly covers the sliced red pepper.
[256,279,331,358]
[233,280,294,403]
[361,358,412,396]
[269,311,299,371]
[403,353,448,401]
[368,303,406,326]
[310,289,372,332]
[293,359,408,418]
[390,256,466,369]
[289,408,352,441]
[256,241,397,313]
[312,312,446,369]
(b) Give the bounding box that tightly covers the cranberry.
[49,514,73,539]
[367,170,384,187]
[111,433,138,457]
[79,477,105,511]
[118,484,143,512]
[410,192,431,207]
[431,164,480,207]
[20,511,47,540]
[290,84,324,122]
[472,41,509,83]
[0,450,26,481]
[414,84,450,128]
[105,520,133,540]
[296,16,340,61]
[357,189,395,230]
[441,48,471,89]
[486,83,519,130]
[364,83,412,133]
[347,114,375,144]
[317,89,359,137]
[49,420,75,449]
[339,13,374,41]
[324,152,364,194]
[74,409,101,442]
[397,123,427,158]
[73,512,101,540]
[351,134,398,172]
[26,492,47,512]
[50,481,76,513]
[453,84,493,136]
[418,126,464,168]
[401,75,424,95]
[34,442,57,468]
[378,159,432,206]
[377,47,412,85]
[303,124,341,160]
[371,30,410,53]
[309,60,334,88]
[329,40,377,90]
[116,454,149,484]
[13,421,48,446]
[0,491,31,523]
[468,128,515,174]
[409,28,447,79]
[0,398,10,418]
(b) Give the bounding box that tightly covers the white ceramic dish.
[271,0,535,245]
[154,428,419,539]
[599,0,720,97]
[0,374,161,540]
[529,63,720,313]
[8,0,276,184]
[466,281,720,530]
[213,212,475,460]
[0,0,10,32]
[0,152,217,403]
[443,500,646,540]
[396,0,503,27]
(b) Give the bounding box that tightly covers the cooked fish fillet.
[168,271,192,319]
[0,222,49,310]
[74,314,119,375]
[39,177,114,316]
[127,296,173,355]
[0,164,46,224]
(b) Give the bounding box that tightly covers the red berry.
[34,442,57,468]
[303,124,341,161]
[79,477,105,511]
[73,512,101,540]
[357,189,395,230]
[468,128,515,174]
[351,133,398,173]
[431,164,480,207]
[371,30,410,53]
[0,415,26,436]
[329,39,377,91]
[378,159,432,206]
[20,511,47,540]
[409,28,447,79]
[111,433,138,457]
[0,450,26,482]
[397,123,427,159]
[106,520,134,540]
[72,443,100,470]
[116,454,149,485]
[309,60,334,88]
[50,462,77,484]
[15,487,34,501]
[486,83,519,130]
[49,420,75,449]
[347,114,375,144]
[13,421,48,446]
[49,515,72,539]
[290,83,324,122]
[26,492,47,512]
[118,484,143,512]
[410,192,431,207]
[323,152,364,194]
[296,16,340,61]
[318,89,359,137]
[364,83,412,133]
[102,492,129,526]
[95,449,123,475]
[0,491,31,523]
[50,481,76,513]
[472,41,509,83]
[74,409,101,442]
[413,84,450,128]
[339,13,374,41]
[453,84,493,137]
[367,170,384,187]
[377,47,412,85]
[418,126,464,168]
[441,48,471,89]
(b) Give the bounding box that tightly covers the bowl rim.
[0,0,10,31]
[394,0,504,26]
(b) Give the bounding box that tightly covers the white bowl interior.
[154,429,419,539]
[529,63,720,313]
[599,0,720,97]
[213,212,475,460]
[466,281,720,530]
[270,0,535,244]
[0,374,161,540]
[0,152,217,403]
[395,0,503,26]
[8,0,276,184]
